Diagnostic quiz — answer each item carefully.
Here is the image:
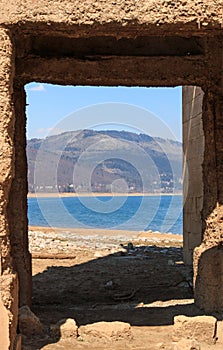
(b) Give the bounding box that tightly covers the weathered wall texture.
[194,85,223,312]
[0,0,221,33]
[183,86,204,265]
[0,27,19,350]
[0,0,222,348]
[192,34,223,312]
[7,85,32,308]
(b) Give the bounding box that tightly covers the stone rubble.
[28,229,183,258]
[78,321,132,340]
[173,315,217,345]
[18,306,44,337]
[50,318,78,339]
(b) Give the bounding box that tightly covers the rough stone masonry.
[0,1,222,349]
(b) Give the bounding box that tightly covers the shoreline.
[28,225,183,259]
[29,225,183,241]
[28,192,182,198]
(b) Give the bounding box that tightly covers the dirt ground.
[21,229,222,350]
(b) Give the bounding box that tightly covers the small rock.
[173,315,217,344]
[50,318,78,339]
[168,259,175,266]
[105,280,113,288]
[127,242,134,250]
[78,321,132,340]
[173,338,200,350]
[18,306,44,336]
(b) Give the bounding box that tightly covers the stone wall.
[183,86,204,265]
[194,85,223,312]
[192,34,223,312]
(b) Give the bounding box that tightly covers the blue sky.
[25,83,182,141]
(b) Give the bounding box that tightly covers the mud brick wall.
[0,27,18,350]
[0,0,222,348]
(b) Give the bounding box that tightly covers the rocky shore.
[28,226,183,257]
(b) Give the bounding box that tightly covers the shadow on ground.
[26,245,205,349]
[31,245,202,326]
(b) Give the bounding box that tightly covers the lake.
[28,195,183,234]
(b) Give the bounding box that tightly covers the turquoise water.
[28,195,183,234]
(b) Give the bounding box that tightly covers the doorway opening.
[20,83,203,348]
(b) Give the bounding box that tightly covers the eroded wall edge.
[0,27,19,350]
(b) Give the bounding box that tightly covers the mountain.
[27,129,182,193]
